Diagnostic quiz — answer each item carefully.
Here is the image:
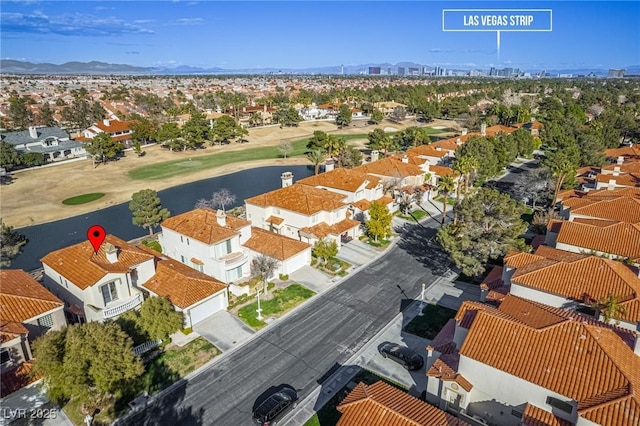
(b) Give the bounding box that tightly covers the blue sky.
[1,1,638,70]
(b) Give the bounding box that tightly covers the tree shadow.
[113,379,204,426]
[394,222,453,276]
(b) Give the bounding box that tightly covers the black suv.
[252,385,298,426]
[378,342,424,371]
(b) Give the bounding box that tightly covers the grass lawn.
[397,209,428,221]
[403,304,457,339]
[237,283,315,329]
[434,195,457,205]
[61,192,105,205]
[303,369,408,426]
[364,238,391,248]
[140,239,162,252]
[127,132,385,181]
[63,338,219,426]
[128,139,308,180]
[317,257,352,276]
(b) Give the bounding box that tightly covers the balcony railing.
[103,293,143,319]
[221,250,249,268]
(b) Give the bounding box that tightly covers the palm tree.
[324,134,341,159]
[437,175,456,225]
[593,295,627,325]
[306,149,327,175]
[333,137,348,168]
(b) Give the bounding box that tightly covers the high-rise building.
[368,67,381,75]
[408,67,420,75]
[398,67,406,76]
[608,69,626,78]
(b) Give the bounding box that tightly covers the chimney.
[104,243,118,264]
[103,118,110,126]
[613,166,620,176]
[608,179,616,189]
[28,126,38,139]
[461,128,468,136]
[456,138,463,145]
[480,284,488,302]
[436,146,442,151]
[281,171,294,187]
[617,156,624,165]
[401,155,409,163]
[370,150,380,162]
[426,345,434,360]
[325,159,335,172]
[216,209,226,226]
[481,123,487,136]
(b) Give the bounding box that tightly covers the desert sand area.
[1,119,459,228]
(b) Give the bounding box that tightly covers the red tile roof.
[246,185,347,215]
[301,218,361,239]
[94,119,134,133]
[555,221,640,261]
[522,403,572,426]
[0,270,64,323]
[243,227,311,261]
[337,381,469,426]
[1,362,39,398]
[605,146,640,161]
[458,295,640,423]
[41,235,155,290]
[142,257,227,309]
[298,168,381,192]
[353,157,425,179]
[161,208,250,245]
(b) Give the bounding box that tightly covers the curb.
[284,270,453,426]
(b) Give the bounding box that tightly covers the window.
[181,255,186,263]
[312,213,319,223]
[180,236,184,243]
[101,281,119,305]
[226,266,243,282]
[0,349,10,365]
[37,314,53,331]
[226,239,232,254]
[197,264,204,273]
[186,238,190,246]
[274,208,280,214]
[546,396,573,414]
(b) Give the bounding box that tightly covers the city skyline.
[1,1,639,70]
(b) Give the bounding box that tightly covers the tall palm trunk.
[441,192,448,225]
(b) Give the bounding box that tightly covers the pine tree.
[129,189,170,235]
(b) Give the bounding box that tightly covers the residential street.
[117,218,450,426]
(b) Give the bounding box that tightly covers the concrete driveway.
[336,239,380,269]
[193,310,255,352]
[288,266,333,293]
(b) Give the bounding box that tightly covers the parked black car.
[252,385,298,426]
[378,342,424,371]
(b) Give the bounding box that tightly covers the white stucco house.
[41,234,230,327]
[159,208,312,295]
[245,173,361,248]
[41,235,155,323]
[425,294,640,426]
[141,253,229,328]
[0,126,86,162]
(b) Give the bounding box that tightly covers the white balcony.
[103,293,143,319]
[221,249,249,269]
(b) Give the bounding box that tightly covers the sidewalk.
[284,270,461,426]
[0,382,72,426]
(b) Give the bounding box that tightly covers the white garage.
[143,257,229,329]
[243,227,313,277]
[280,249,312,275]
[187,291,227,327]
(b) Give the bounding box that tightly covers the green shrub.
[182,328,192,335]
[279,274,289,281]
[267,282,276,290]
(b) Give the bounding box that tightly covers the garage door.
[189,293,226,326]
[283,249,311,274]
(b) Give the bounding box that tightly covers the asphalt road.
[119,221,444,426]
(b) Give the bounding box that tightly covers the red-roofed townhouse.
[1,270,66,396]
[82,118,135,148]
[426,294,640,426]
[41,235,157,323]
[245,172,361,248]
[141,254,229,328]
[502,247,640,332]
[159,208,312,296]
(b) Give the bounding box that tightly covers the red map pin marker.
[87,225,106,253]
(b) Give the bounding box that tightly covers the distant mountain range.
[1,59,638,76]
